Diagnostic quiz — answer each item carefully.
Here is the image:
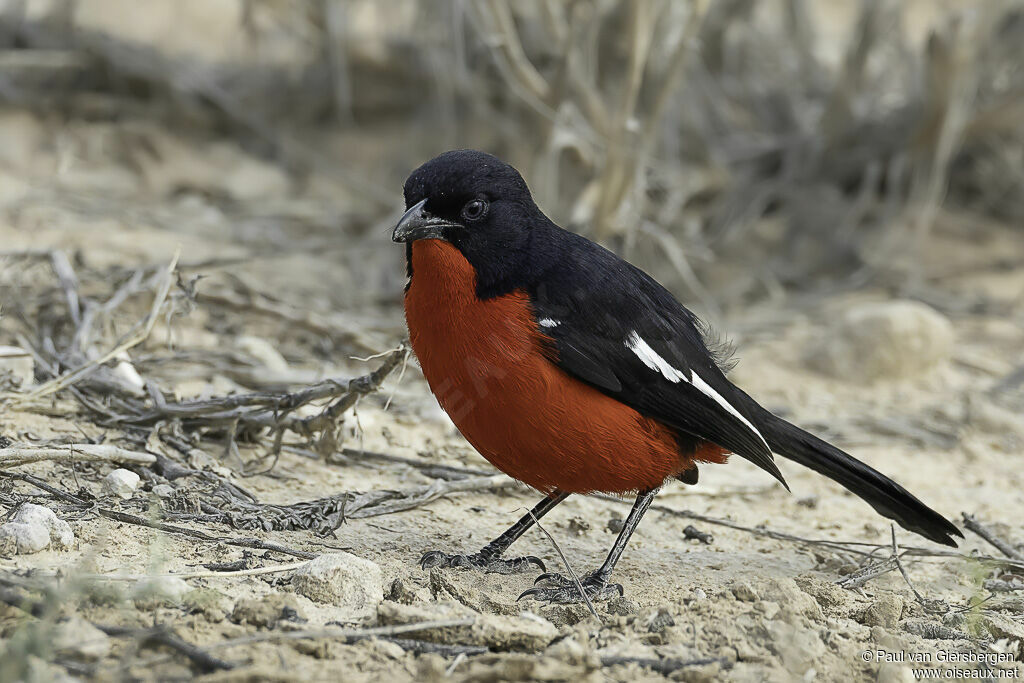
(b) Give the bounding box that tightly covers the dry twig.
[0,444,156,469]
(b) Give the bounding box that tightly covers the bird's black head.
[394,150,551,297]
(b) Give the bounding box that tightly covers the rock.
[112,351,146,397]
[53,616,112,660]
[877,663,915,683]
[861,594,904,628]
[0,522,50,555]
[767,621,825,675]
[755,600,780,620]
[732,582,759,602]
[808,301,954,381]
[605,596,640,616]
[132,577,190,607]
[184,588,231,623]
[983,613,1024,642]
[0,503,75,553]
[231,593,305,628]
[21,505,74,549]
[0,346,34,388]
[291,552,383,619]
[102,468,141,499]
[646,607,675,632]
[427,569,516,615]
[152,484,175,498]
[794,576,855,616]
[764,578,823,622]
[566,516,590,535]
[386,577,419,605]
[378,601,558,652]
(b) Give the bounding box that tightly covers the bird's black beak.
[392,199,459,243]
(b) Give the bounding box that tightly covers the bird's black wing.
[527,231,787,487]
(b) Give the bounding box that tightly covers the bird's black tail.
[736,393,963,547]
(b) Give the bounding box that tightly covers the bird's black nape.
[399,150,560,299]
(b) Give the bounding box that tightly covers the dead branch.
[8,250,178,404]
[202,474,516,534]
[95,508,318,560]
[96,624,236,673]
[0,444,156,469]
[962,513,1023,561]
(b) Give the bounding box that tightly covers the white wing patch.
[625,331,687,382]
[689,372,769,450]
[538,318,561,328]
[625,330,770,451]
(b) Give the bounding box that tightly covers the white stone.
[291,552,383,619]
[809,301,954,381]
[0,346,34,388]
[8,503,75,551]
[53,617,112,660]
[152,484,175,498]
[0,522,50,554]
[102,468,141,499]
[112,351,146,397]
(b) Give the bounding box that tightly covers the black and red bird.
[394,149,961,603]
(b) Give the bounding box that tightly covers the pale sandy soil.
[0,109,1022,683]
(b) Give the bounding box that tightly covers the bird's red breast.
[404,239,726,494]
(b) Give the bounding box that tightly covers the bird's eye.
[462,199,488,221]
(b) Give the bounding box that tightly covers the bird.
[393,149,962,603]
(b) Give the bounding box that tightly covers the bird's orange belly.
[404,240,721,494]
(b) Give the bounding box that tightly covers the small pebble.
[683,525,713,544]
[103,469,141,499]
[567,516,590,535]
[152,484,175,498]
[732,582,759,602]
[646,607,675,632]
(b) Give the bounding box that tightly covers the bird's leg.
[520,487,658,603]
[420,490,569,574]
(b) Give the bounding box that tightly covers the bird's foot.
[419,550,545,575]
[517,571,623,604]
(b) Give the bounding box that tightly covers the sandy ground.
[1,110,1023,682]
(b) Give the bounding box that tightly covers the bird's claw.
[518,571,623,604]
[419,550,545,574]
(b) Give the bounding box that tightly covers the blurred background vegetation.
[1,0,1023,316]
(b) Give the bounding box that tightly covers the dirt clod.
[231,593,305,629]
[861,594,904,628]
[291,552,384,619]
